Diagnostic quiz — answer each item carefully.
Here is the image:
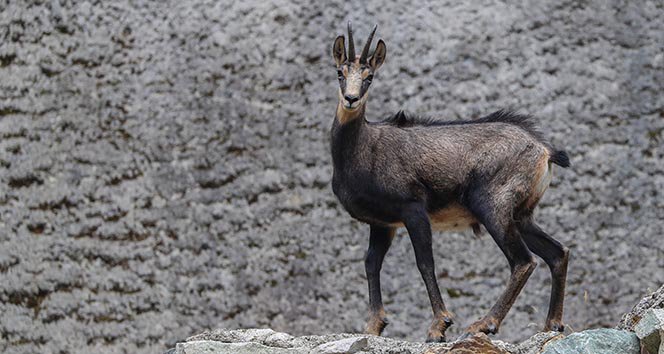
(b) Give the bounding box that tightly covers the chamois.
[330,23,571,342]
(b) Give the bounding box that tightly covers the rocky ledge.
[169,285,663,354]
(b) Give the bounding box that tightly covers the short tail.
[549,150,570,168]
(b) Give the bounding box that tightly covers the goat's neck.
[331,104,369,172]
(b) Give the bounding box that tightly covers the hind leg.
[461,195,537,337]
[518,218,569,332]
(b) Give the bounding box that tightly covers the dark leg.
[365,225,395,336]
[402,204,454,342]
[462,199,537,337]
[518,219,569,332]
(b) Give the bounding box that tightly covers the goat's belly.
[430,204,478,231]
[429,204,477,231]
[389,204,478,231]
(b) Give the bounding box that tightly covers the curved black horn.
[347,21,355,62]
[360,24,377,64]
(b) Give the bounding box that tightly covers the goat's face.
[332,23,386,111]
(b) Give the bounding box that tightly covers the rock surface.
[634,309,664,354]
[619,285,664,331]
[314,337,369,354]
[181,329,434,354]
[508,331,564,354]
[1,1,663,353]
[424,333,508,354]
[177,341,308,354]
[170,327,642,354]
[540,329,640,354]
[175,328,518,354]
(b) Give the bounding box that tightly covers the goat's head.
[332,22,386,113]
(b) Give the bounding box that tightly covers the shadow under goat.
[329,22,571,343]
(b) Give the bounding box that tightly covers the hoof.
[443,316,454,327]
[545,320,565,332]
[486,322,498,334]
[464,317,500,337]
[365,316,389,336]
[433,311,455,331]
[426,312,453,343]
[425,333,447,343]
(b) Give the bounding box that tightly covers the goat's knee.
[510,254,537,274]
[527,256,538,270]
[525,257,538,271]
[557,246,570,268]
[547,246,569,274]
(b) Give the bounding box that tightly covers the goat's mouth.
[343,97,364,110]
[344,102,360,110]
[338,90,364,111]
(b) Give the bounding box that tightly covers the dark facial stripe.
[359,79,371,97]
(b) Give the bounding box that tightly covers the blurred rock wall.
[0,1,662,353]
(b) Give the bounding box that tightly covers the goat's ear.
[332,35,346,67]
[369,39,386,71]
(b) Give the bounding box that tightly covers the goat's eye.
[365,74,373,83]
[337,70,344,79]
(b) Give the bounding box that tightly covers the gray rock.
[541,329,640,354]
[177,330,582,354]
[175,341,308,354]
[188,328,282,344]
[171,328,659,354]
[265,332,298,348]
[179,329,443,353]
[425,333,509,353]
[634,309,664,354]
[513,331,564,354]
[618,285,664,331]
[313,337,368,354]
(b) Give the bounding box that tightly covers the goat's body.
[329,24,569,342]
[331,110,557,231]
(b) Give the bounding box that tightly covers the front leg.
[364,225,395,336]
[403,204,454,342]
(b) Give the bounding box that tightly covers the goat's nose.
[344,94,359,104]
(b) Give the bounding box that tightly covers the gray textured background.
[1,1,663,353]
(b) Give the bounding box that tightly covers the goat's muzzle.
[344,94,360,106]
